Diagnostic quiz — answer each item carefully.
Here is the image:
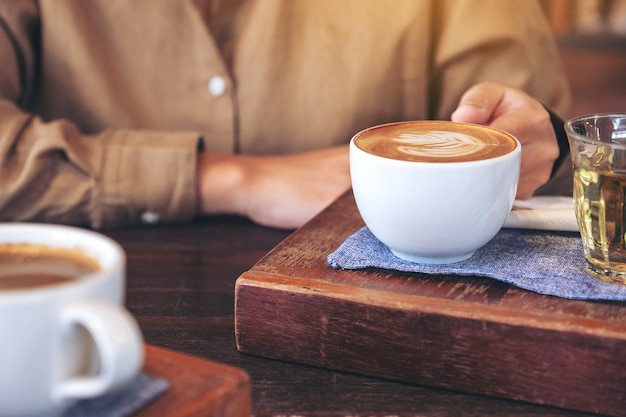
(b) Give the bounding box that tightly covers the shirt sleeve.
[0,2,201,228]
[430,0,571,119]
[0,100,201,229]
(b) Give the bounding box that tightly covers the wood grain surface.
[137,345,251,417]
[235,192,626,416]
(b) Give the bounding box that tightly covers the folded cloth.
[504,196,578,232]
[65,372,169,417]
[327,227,626,301]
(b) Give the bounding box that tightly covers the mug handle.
[54,301,145,400]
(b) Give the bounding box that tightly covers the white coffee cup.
[350,121,521,264]
[0,223,144,417]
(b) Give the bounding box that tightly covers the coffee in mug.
[354,121,518,163]
[0,223,144,417]
[0,243,100,290]
[350,120,521,264]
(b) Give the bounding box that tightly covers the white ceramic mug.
[350,121,521,264]
[0,223,144,417]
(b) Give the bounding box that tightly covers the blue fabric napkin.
[65,372,169,417]
[327,227,626,301]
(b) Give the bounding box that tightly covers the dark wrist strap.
[546,106,570,179]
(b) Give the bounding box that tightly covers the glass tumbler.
[566,113,626,284]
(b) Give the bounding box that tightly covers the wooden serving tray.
[235,192,626,416]
[136,345,251,417]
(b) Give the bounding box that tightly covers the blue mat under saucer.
[327,227,626,301]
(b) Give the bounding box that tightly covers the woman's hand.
[451,82,558,199]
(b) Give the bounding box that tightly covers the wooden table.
[104,204,613,416]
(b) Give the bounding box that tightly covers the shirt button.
[140,211,160,225]
[208,76,227,97]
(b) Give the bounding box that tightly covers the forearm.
[196,152,248,217]
[196,146,351,229]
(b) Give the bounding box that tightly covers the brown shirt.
[0,0,571,228]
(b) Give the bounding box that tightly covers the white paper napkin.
[504,196,579,232]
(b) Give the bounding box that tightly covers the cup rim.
[350,120,521,166]
[0,223,124,298]
[565,112,626,146]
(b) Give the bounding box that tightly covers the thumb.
[451,104,490,125]
[450,82,505,125]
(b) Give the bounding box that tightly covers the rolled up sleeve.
[93,129,201,228]
[0,100,202,228]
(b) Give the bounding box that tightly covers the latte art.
[395,131,487,158]
[353,121,517,163]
